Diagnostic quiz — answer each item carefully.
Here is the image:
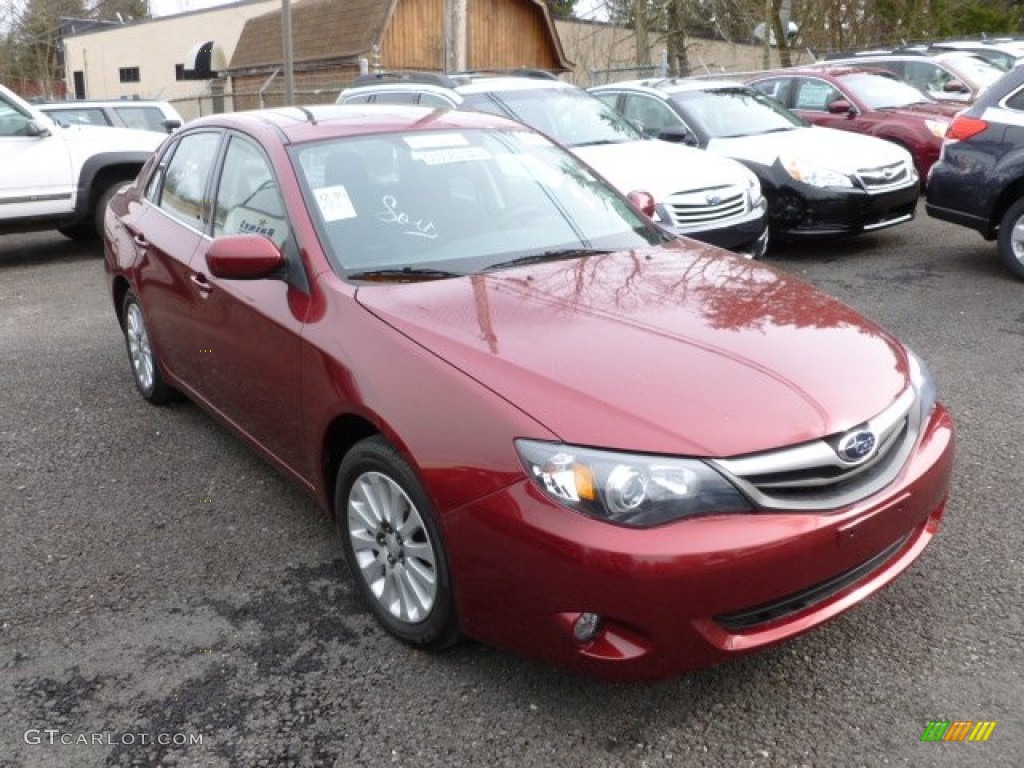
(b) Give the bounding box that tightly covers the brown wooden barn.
[225,0,572,109]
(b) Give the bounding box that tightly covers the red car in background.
[748,66,962,180]
[103,104,954,681]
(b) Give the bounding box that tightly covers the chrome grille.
[662,185,747,228]
[856,161,912,191]
[712,389,920,511]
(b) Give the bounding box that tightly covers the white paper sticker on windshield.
[412,147,492,166]
[313,185,357,222]
[404,133,469,149]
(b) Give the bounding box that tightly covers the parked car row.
[9,47,1024,680]
[340,71,770,257]
[590,78,919,240]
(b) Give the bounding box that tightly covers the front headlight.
[745,172,766,208]
[781,155,854,189]
[925,119,951,138]
[516,439,753,528]
[906,347,937,422]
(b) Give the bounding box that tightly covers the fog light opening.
[573,612,603,644]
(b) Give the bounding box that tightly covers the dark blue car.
[926,64,1024,280]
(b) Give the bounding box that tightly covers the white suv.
[36,99,183,133]
[1,83,162,239]
[339,71,770,257]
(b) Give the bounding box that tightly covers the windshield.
[838,72,933,108]
[944,53,1005,88]
[291,127,669,279]
[670,87,803,138]
[483,87,644,147]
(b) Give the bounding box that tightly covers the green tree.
[92,0,150,22]
[547,0,577,18]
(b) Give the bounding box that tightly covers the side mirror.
[827,99,855,116]
[627,190,656,218]
[162,118,182,133]
[943,81,968,93]
[206,235,285,279]
[657,125,699,146]
[25,120,52,138]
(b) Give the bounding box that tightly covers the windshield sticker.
[412,147,492,166]
[404,134,469,149]
[313,185,357,222]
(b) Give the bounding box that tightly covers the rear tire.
[997,197,1024,281]
[121,289,176,404]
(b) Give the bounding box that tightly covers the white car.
[36,99,183,133]
[1,83,162,239]
[339,71,770,257]
[591,79,920,240]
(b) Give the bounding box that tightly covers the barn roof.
[227,0,570,74]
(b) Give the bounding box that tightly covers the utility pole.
[282,0,295,105]
[445,0,467,72]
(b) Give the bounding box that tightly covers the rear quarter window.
[1003,87,1024,111]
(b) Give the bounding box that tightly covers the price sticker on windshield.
[314,185,357,222]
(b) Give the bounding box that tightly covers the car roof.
[36,99,174,109]
[751,65,892,79]
[344,70,573,99]
[184,103,528,144]
[593,78,748,95]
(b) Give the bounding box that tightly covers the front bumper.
[768,178,919,239]
[444,403,954,681]
[675,204,770,258]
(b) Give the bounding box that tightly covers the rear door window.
[156,131,222,230]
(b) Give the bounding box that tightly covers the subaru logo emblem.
[706,193,721,205]
[837,429,877,464]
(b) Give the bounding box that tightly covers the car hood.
[573,139,756,197]
[57,123,163,152]
[707,125,910,170]
[875,101,962,120]
[355,242,910,458]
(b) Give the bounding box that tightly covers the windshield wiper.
[486,248,612,272]
[347,267,461,282]
[571,139,623,147]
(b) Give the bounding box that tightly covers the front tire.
[336,436,460,650]
[997,197,1024,281]
[122,290,176,404]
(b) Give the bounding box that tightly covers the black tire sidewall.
[121,289,170,403]
[96,182,129,238]
[335,436,457,648]
[998,198,1024,281]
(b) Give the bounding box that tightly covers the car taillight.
[946,115,988,141]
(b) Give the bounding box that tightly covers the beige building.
[61,0,278,120]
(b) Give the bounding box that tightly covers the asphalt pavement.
[1,210,1021,767]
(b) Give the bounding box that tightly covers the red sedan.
[748,66,962,180]
[103,105,954,681]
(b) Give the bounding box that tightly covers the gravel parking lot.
[1,208,1021,767]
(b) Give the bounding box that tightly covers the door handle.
[190,273,212,294]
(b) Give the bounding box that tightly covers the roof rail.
[352,71,459,89]
[822,46,929,60]
[452,68,560,81]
